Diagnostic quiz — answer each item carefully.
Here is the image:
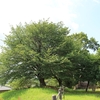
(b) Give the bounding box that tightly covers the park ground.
[0,87,100,100]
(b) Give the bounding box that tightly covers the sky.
[0,0,100,52]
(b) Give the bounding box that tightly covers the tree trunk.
[86,81,90,92]
[55,77,62,86]
[92,84,96,92]
[58,78,62,86]
[37,74,46,87]
[50,69,62,86]
[38,75,46,87]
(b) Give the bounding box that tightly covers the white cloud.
[71,22,79,30]
[0,0,78,34]
[0,0,81,49]
[93,0,100,3]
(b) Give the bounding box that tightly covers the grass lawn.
[0,88,100,100]
[65,90,100,100]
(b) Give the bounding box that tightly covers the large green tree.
[0,20,74,87]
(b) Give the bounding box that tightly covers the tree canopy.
[0,19,100,90]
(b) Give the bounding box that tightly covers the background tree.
[68,32,100,91]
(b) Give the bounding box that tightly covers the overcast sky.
[0,0,100,52]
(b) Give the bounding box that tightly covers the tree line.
[0,20,100,91]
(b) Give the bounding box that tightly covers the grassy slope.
[0,88,56,100]
[0,88,100,100]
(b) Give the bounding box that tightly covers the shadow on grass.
[65,90,100,98]
[2,88,28,100]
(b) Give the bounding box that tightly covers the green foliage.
[0,19,100,89]
[67,32,100,90]
[45,78,59,86]
[9,78,38,90]
[0,19,72,87]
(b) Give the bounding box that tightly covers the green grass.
[0,88,56,100]
[0,88,100,100]
[65,90,100,100]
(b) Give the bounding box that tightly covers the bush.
[10,78,39,90]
